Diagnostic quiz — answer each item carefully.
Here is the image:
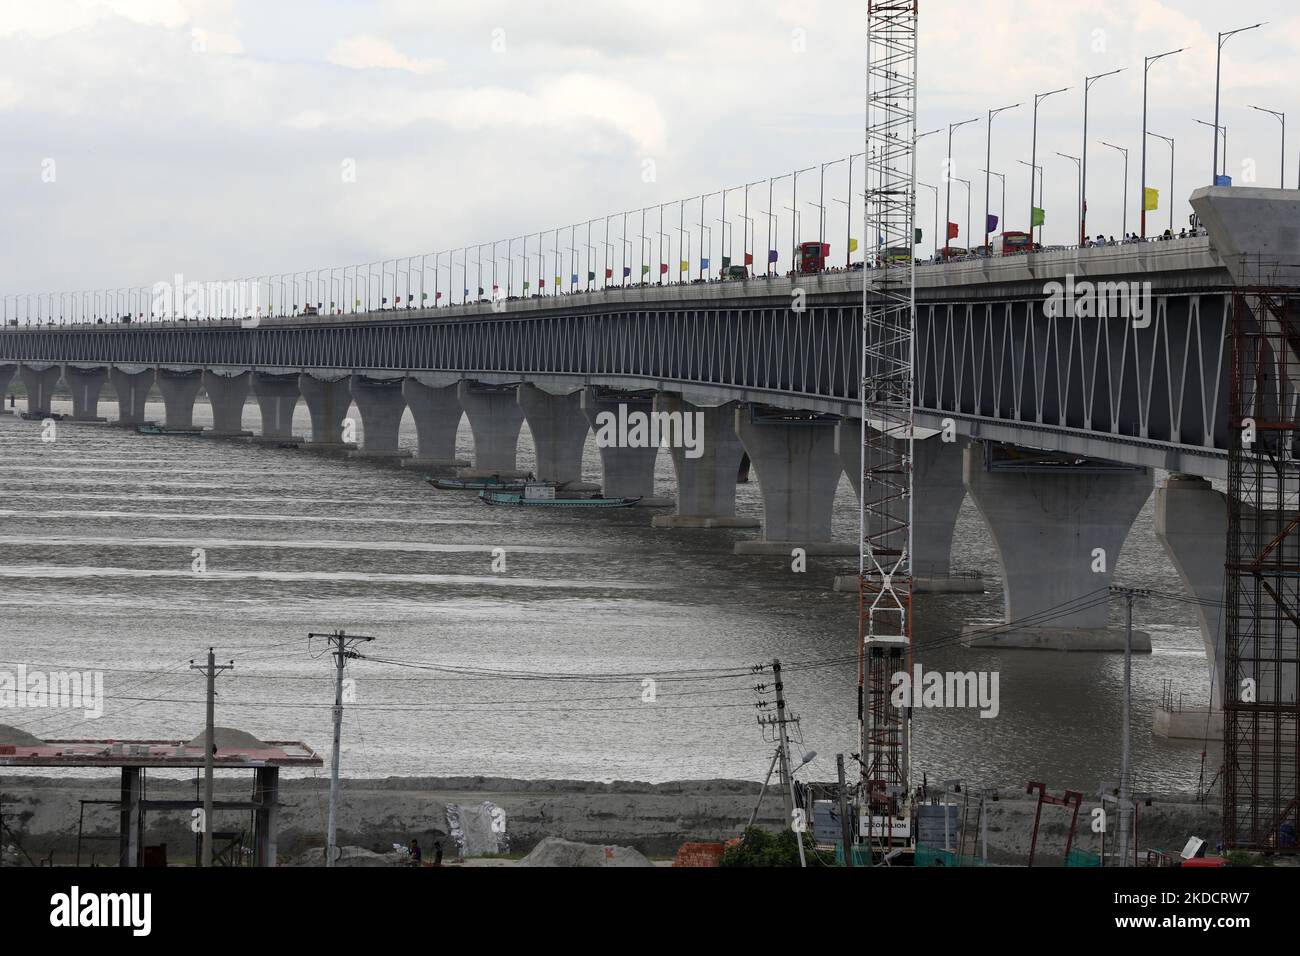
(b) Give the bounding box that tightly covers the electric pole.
[190,648,233,868]
[757,659,806,867]
[837,754,854,868]
[1110,587,1149,865]
[311,629,375,868]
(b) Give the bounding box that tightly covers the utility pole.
[190,648,233,868]
[836,754,854,867]
[1110,587,1149,865]
[311,629,375,868]
[758,659,806,867]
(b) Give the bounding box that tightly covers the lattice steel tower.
[858,0,918,849]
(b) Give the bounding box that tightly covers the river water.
[0,399,1220,795]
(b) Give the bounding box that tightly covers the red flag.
[539,278,545,288]
[947,222,959,240]
[659,263,668,274]
[605,268,613,279]
[744,252,754,266]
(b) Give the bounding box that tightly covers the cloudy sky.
[2,0,1298,304]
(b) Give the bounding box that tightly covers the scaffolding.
[858,0,918,851]
[1225,257,1300,853]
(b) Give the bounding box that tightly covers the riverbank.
[0,774,1221,866]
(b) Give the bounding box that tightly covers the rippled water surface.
[0,398,1220,792]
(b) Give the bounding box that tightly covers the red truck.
[798,241,830,274]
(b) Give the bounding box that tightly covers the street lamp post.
[1057,152,1082,246]
[767,173,792,275]
[980,169,1006,244]
[917,182,939,260]
[1196,120,1227,184]
[944,119,979,257]
[699,193,720,280]
[1082,68,1125,244]
[1147,133,1176,235]
[1141,48,1185,237]
[1214,23,1267,182]
[985,104,1020,251]
[819,158,847,245]
[1017,161,1044,245]
[1249,105,1286,188]
[741,179,764,274]
[791,167,815,267]
[1028,88,1068,249]
[1100,142,1130,237]
[955,178,972,255]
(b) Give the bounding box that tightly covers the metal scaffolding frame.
[859,0,918,851]
[1225,264,1300,852]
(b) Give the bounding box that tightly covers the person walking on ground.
[408,839,422,866]
[434,841,444,866]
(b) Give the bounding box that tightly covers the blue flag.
[701,258,710,270]
[986,214,999,233]
[768,249,779,263]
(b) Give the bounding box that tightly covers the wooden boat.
[426,474,534,492]
[21,411,67,422]
[136,424,203,436]
[478,483,641,509]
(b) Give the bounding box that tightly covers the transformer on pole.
[859,0,918,853]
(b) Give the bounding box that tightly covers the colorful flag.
[660,263,668,274]
[555,276,562,286]
[588,271,596,282]
[680,260,689,272]
[641,264,650,275]
[768,250,779,263]
[913,228,922,245]
[744,252,754,266]
[721,256,731,269]
[523,281,530,289]
[947,222,959,240]
[1031,207,1045,227]
[538,279,544,288]
[701,258,710,270]
[848,238,859,253]
[623,266,631,277]
[1144,187,1159,212]
[986,214,999,234]
[396,296,402,304]
[421,292,428,300]
[478,287,484,296]
[571,274,578,285]
[1215,174,1232,187]
[436,292,442,299]
[354,298,361,306]
[605,268,613,279]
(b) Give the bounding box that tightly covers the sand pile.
[0,725,46,747]
[186,727,269,750]
[518,837,653,867]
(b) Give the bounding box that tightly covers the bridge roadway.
[1,187,1295,703]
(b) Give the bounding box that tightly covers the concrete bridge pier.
[64,365,109,422]
[517,384,596,489]
[651,396,757,529]
[733,407,852,556]
[457,382,525,477]
[0,364,14,415]
[19,364,61,418]
[960,444,1154,652]
[157,369,203,429]
[348,375,411,460]
[400,378,467,474]
[298,373,356,451]
[202,370,253,437]
[834,422,981,593]
[1155,475,1227,739]
[251,372,303,443]
[108,367,155,426]
[581,388,672,506]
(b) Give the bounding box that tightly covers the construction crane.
[858,0,919,858]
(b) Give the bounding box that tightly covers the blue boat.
[478,482,640,509]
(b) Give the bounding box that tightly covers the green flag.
[641,264,650,275]
[588,271,595,281]
[1031,207,1046,227]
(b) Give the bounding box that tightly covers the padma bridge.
[3,185,1298,722]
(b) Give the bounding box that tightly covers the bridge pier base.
[833,422,982,593]
[348,375,410,460]
[202,370,252,437]
[581,388,672,506]
[651,396,758,529]
[1154,475,1226,739]
[399,379,467,474]
[20,364,61,418]
[157,369,203,429]
[960,444,1154,652]
[108,367,155,426]
[517,384,595,488]
[0,364,14,415]
[64,365,108,422]
[733,408,852,556]
[457,382,525,477]
[298,374,356,451]
[251,372,303,443]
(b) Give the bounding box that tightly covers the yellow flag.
[680,260,689,271]
[1144,187,1159,212]
[848,238,859,253]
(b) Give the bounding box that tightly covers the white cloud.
[329,35,443,75]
